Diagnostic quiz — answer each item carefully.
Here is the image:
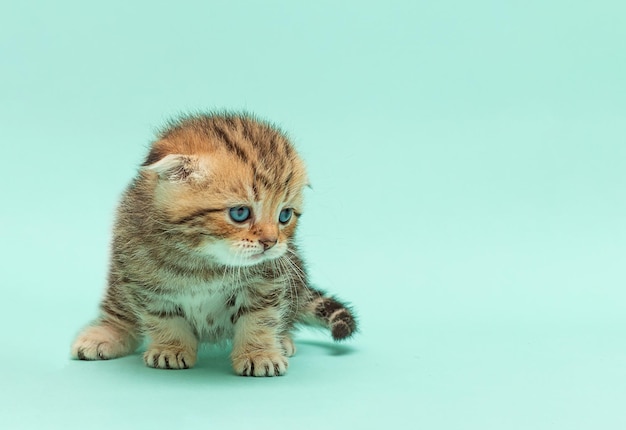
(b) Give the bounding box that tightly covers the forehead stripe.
[255,171,274,190]
[213,125,250,164]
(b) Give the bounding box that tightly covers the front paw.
[144,345,196,369]
[232,350,288,377]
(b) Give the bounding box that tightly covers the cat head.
[140,114,308,267]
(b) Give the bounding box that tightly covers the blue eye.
[279,208,293,224]
[229,206,251,223]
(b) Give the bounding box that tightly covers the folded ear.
[142,154,199,182]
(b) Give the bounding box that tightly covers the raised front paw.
[232,350,288,377]
[144,345,196,369]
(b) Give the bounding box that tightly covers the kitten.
[71,113,357,376]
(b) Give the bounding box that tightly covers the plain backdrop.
[1,1,625,429]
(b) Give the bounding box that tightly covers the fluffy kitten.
[71,113,356,376]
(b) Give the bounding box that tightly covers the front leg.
[231,308,288,377]
[143,315,198,369]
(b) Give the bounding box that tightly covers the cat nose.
[259,238,278,250]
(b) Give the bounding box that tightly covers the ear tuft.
[142,154,198,182]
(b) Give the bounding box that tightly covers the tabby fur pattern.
[71,113,357,376]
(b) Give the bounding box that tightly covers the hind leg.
[72,319,140,360]
[279,333,296,357]
[72,277,144,360]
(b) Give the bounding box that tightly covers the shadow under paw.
[297,340,357,356]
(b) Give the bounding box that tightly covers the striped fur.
[71,113,357,376]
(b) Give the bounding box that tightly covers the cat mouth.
[251,251,276,261]
[226,251,267,266]
[214,246,284,267]
[247,249,281,264]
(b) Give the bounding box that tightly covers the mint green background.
[2,1,625,429]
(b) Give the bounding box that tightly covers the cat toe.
[72,341,115,360]
[71,325,136,360]
[232,350,288,377]
[144,346,196,369]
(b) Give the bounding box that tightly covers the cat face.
[203,200,299,267]
[141,115,308,267]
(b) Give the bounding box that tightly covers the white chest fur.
[159,282,241,343]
